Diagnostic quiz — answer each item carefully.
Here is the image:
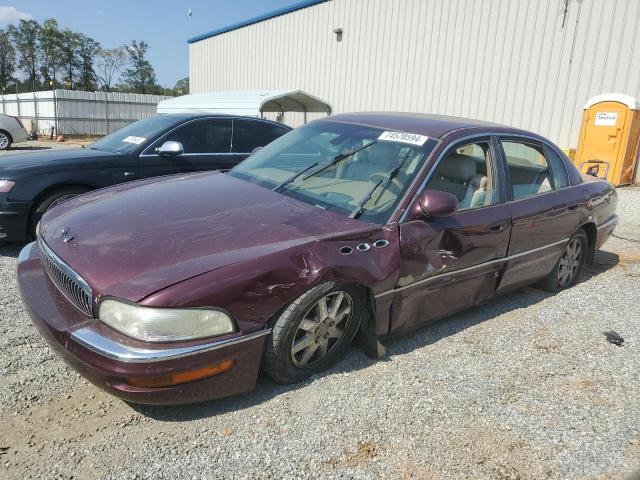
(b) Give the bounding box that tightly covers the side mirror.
[156,140,184,156]
[414,190,458,219]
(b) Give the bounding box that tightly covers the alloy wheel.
[558,237,583,287]
[0,133,9,149]
[290,291,353,368]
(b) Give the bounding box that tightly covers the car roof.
[320,112,530,140]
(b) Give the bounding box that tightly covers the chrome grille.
[38,238,94,317]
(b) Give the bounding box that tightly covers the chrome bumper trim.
[70,327,272,363]
[596,215,618,230]
[18,241,35,262]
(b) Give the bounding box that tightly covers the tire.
[29,186,90,237]
[538,229,588,292]
[263,282,366,384]
[0,130,12,150]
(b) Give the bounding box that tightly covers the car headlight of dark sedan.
[0,179,15,193]
[98,299,235,342]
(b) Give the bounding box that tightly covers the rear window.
[232,120,289,153]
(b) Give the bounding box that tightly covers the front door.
[139,118,236,178]
[392,137,511,335]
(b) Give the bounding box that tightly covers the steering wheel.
[369,173,404,194]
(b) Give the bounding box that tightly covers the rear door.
[139,118,234,178]
[496,136,582,293]
[392,136,511,334]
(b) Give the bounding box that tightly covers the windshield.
[230,121,436,224]
[90,116,179,154]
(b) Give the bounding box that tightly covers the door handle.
[489,222,507,232]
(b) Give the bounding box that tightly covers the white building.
[189,0,640,149]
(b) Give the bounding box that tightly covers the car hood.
[39,172,377,302]
[0,147,117,174]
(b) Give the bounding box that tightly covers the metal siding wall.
[0,90,170,135]
[190,0,640,147]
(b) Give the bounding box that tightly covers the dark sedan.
[0,114,290,241]
[18,113,617,405]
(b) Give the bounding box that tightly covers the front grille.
[38,238,94,317]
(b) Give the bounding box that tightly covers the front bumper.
[0,200,32,241]
[17,242,269,405]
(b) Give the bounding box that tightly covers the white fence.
[0,89,171,136]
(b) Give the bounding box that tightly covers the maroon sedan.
[17,113,617,405]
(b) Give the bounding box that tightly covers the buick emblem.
[61,227,75,243]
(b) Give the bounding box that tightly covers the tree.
[0,29,16,93]
[8,19,40,90]
[39,18,62,87]
[121,40,157,94]
[95,47,126,92]
[77,34,100,91]
[59,29,81,89]
[174,77,189,96]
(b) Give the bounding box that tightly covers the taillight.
[11,116,24,129]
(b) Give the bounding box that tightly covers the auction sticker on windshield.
[378,131,429,146]
[122,136,146,145]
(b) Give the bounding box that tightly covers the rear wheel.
[29,187,90,237]
[539,230,588,292]
[0,131,12,150]
[263,282,365,384]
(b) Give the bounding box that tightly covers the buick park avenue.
[18,113,617,405]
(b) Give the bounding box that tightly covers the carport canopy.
[156,90,332,120]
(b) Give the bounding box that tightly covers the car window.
[230,121,436,224]
[159,119,232,154]
[90,116,179,154]
[543,146,569,189]
[502,140,565,199]
[426,141,498,211]
[232,119,289,153]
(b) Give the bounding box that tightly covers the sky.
[0,1,302,87]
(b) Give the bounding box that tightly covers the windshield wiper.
[273,162,320,192]
[302,141,378,181]
[274,141,378,193]
[350,177,386,219]
[350,150,413,219]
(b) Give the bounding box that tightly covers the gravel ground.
[1,188,639,480]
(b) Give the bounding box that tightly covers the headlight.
[98,299,235,342]
[0,180,15,193]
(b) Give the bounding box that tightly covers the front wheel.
[263,282,365,384]
[538,230,588,292]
